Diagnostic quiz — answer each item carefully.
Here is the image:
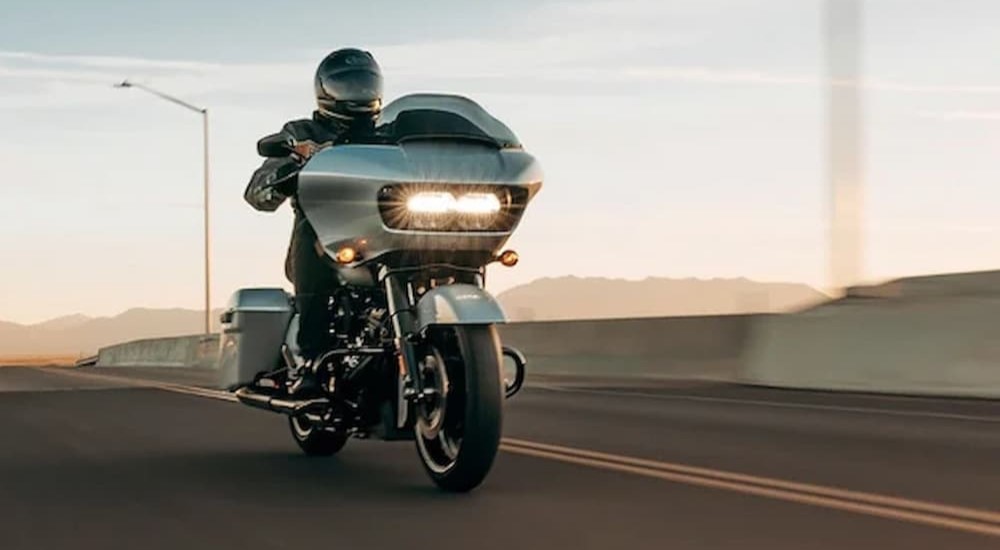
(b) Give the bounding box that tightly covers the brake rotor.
[416,350,450,440]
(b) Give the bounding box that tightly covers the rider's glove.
[266,158,300,197]
[290,140,333,165]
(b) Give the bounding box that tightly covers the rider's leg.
[286,214,339,394]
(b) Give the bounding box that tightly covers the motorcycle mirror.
[257,133,295,158]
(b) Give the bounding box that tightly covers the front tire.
[289,415,348,456]
[415,325,503,492]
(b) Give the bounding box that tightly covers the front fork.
[383,268,508,427]
[382,269,421,429]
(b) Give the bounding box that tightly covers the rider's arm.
[244,119,321,212]
[243,156,300,212]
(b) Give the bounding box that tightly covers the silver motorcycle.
[218,94,542,492]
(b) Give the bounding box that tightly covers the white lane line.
[534,385,1000,423]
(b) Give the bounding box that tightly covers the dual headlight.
[406,192,502,215]
[378,186,526,232]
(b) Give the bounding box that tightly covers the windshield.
[377,93,521,149]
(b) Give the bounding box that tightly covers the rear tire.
[415,325,503,492]
[289,415,348,456]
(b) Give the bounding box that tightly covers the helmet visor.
[318,69,383,105]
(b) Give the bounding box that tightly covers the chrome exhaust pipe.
[234,387,330,415]
[234,387,273,411]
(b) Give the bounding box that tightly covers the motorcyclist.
[244,48,383,395]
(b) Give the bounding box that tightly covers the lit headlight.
[407,192,456,214]
[379,185,527,232]
[455,193,501,214]
[406,192,501,215]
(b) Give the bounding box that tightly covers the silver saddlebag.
[218,288,294,390]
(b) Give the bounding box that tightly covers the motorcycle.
[217,93,542,492]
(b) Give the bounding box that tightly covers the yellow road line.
[500,443,1000,538]
[45,367,1000,537]
[502,438,1000,526]
[46,367,238,402]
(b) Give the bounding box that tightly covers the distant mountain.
[0,277,828,355]
[0,308,223,357]
[31,314,93,331]
[0,321,27,338]
[496,277,828,321]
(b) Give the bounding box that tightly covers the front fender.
[415,284,507,333]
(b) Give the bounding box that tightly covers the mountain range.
[0,309,224,358]
[0,277,826,356]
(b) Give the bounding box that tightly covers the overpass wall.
[91,270,1000,398]
[93,315,755,382]
[97,335,219,369]
[743,270,1000,398]
[498,315,754,381]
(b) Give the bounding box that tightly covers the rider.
[244,48,383,395]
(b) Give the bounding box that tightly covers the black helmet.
[314,48,383,121]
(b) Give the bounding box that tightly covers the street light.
[115,80,212,335]
[824,0,865,292]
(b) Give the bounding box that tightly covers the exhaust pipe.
[234,387,330,415]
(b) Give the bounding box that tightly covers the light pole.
[116,80,212,334]
[824,0,865,292]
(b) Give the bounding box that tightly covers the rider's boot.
[289,357,323,397]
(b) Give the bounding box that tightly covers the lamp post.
[115,80,212,334]
[824,0,865,292]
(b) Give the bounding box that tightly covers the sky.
[2,0,1000,324]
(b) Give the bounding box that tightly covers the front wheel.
[414,325,503,492]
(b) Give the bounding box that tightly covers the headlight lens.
[407,192,456,214]
[406,192,501,215]
[379,185,528,232]
[455,193,502,215]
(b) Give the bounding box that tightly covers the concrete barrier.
[498,315,755,381]
[90,270,1000,398]
[97,335,219,369]
[93,315,754,382]
[846,269,1000,300]
[743,271,1000,398]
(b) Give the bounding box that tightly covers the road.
[1,366,998,549]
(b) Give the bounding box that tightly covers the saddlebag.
[217,288,294,390]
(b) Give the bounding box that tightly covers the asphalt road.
[1,366,998,550]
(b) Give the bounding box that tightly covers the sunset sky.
[2,0,1000,324]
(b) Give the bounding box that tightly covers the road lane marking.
[536,385,1000,423]
[500,442,1000,538]
[42,367,238,402]
[59,368,1000,423]
[502,438,1000,526]
[46,367,1000,537]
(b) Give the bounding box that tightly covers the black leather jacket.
[244,112,351,213]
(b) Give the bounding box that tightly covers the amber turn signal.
[335,247,358,264]
[498,250,519,267]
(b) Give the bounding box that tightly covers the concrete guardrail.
[97,335,219,369]
[90,270,1000,398]
[92,314,755,386]
[742,271,1000,399]
[498,315,755,381]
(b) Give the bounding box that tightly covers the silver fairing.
[296,141,542,266]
